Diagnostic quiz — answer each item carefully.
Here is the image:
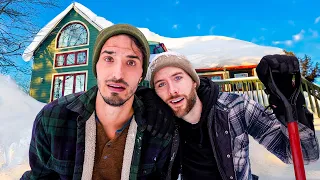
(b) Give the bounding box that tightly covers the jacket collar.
[66,85,97,122]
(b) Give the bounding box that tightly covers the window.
[51,72,86,101]
[211,75,223,80]
[234,73,249,78]
[55,50,87,67]
[149,43,167,54]
[57,22,88,48]
[199,74,224,91]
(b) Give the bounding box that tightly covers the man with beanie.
[21,24,175,180]
[146,51,319,180]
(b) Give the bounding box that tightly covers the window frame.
[50,71,87,102]
[54,49,89,68]
[55,21,90,50]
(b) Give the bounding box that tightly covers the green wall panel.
[30,9,99,103]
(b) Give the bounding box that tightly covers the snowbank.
[0,75,45,172]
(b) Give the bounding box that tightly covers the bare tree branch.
[0,0,60,79]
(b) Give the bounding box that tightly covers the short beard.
[173,89,197,118]
[97,77,134,107]
[98,89,134,107]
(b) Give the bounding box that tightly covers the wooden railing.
[212,77,320,117]
[212,77,269,106]
[301,78,320,117]
[141,77,320,117]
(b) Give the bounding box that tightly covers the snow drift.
[0,75,44,172]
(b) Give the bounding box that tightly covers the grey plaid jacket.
[173,91,319,180]
[214,92,319,180]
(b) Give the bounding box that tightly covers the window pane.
[75,74,85,93]
[211,75,222,80]
[57,23,88,48]
[53,76,63,100]
[157,45,165,53]
[56,55,64,66]
[66,54,75,65]
[77,52,86,64]
[64,75,74,96]
[149,45,156,54]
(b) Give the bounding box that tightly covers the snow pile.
[140,28,284,68]
[0,75,45,172]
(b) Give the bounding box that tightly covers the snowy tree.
[283,50,319,82]
[299,55,319,82]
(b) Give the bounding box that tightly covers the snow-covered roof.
[22,2,113,61]
[23,2,284,68]
[143,32,284,68]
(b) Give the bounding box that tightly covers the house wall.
[29,9,99,103]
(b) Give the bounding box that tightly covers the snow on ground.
[0,74,319,179]
[250,131,320,180]
[0,75,45,179]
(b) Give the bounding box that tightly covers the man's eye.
[127,60,136,66]
[158,82,165,87]
[105,56,113,62]
[175,76,182,81]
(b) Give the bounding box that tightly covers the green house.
[23,2,166,103]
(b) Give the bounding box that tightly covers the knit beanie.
[146,51,200,89]
[92,24,150,80]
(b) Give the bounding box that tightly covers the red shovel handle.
[267,69,307,180]
[288,121,306,180]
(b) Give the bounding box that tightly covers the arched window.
[57,22,88,48]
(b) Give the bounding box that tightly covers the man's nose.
[168,81,178,96]
[112,61,125,79]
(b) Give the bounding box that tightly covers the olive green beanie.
[92,24,150,80]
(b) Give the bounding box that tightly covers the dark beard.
[173,89,197,118]
[97,77,134,107]
[99,89,134,107]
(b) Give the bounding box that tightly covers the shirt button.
[225,131,229,134]
[227,154,231,158]
[224,108,227,111]
[230,176,234,179]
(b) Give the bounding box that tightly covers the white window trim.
[55,20,90,50]
[53,48,89,69]
[49,70,88,102]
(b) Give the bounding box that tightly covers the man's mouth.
[170,97,184,104]
[107,84,126,92]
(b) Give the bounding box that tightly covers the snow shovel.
[267,68,306,180]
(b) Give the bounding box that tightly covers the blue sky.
[33,0,320,61]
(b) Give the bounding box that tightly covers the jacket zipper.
[207,105,229,180]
